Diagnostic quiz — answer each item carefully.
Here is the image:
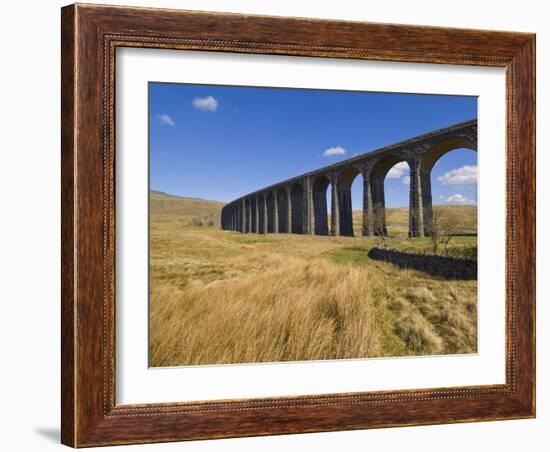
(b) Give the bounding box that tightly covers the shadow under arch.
[420,137,477,235]
[337,167,361,236]
[245,198,251,232]
[290,182,304,234]
[250,197,257,233]
[371,155,410,236]
[312,174,330,235]
[256,194,266,233]
[276,187,289,232]
[265,191,275,233]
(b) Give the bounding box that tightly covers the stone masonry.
[221,120,477,237]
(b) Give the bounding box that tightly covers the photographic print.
[148,83,478,367]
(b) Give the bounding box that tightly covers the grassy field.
[377,204,476,236]
[149,191,477,367]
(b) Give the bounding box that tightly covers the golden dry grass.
[149,192,478,367]
[150,258,381,366]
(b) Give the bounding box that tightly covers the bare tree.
[429,208,456,256]
[372,209,388,248]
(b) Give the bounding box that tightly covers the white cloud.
[438,165,477,186]
[323,146,346,157]
[192,96,218,112]
[157,114,175,126]
[445,193,475,204]
[402,176,410,185]
[387,161,409,179]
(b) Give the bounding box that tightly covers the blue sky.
[149,83,477,208]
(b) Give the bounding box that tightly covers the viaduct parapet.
[221,119,477,238]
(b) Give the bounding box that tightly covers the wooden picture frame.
[61,3,535,447]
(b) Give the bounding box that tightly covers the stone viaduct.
[221,119,477,238]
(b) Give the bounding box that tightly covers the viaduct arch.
[221,120,477,238]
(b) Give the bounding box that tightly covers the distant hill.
[150,190,225,226]
[150,190,476,234]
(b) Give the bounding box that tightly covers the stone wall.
[367,247,477,280]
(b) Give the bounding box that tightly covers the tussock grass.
[150,258,382,366]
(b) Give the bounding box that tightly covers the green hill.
[150,190,225,226]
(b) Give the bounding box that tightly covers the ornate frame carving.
[61,4,535,447]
